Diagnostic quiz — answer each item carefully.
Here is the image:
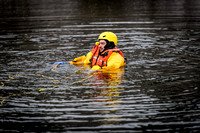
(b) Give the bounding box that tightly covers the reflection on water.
[0,0,200,132]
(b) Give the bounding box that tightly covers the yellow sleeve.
[83,52,93,64]
[70,52,93,64]
[69,55,86,64]
[103,52,125,70]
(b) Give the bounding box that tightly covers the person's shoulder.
[110,52,123,59]
[112,51,122,55]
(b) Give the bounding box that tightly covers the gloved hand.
[91,43,99,54]
[90,65,101,71]
[95,42,99,46]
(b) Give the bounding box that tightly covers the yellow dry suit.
[70,44,125,71]
[70,31,125,72]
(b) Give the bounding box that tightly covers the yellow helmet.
[98,32,118,46]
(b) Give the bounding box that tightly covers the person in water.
[70,32,125,71]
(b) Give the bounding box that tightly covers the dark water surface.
[0,0,200,132]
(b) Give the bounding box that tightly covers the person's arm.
[106,52,125,69]
[69,55,87,64]
[69,51,94,64]
[83,52,93,64]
